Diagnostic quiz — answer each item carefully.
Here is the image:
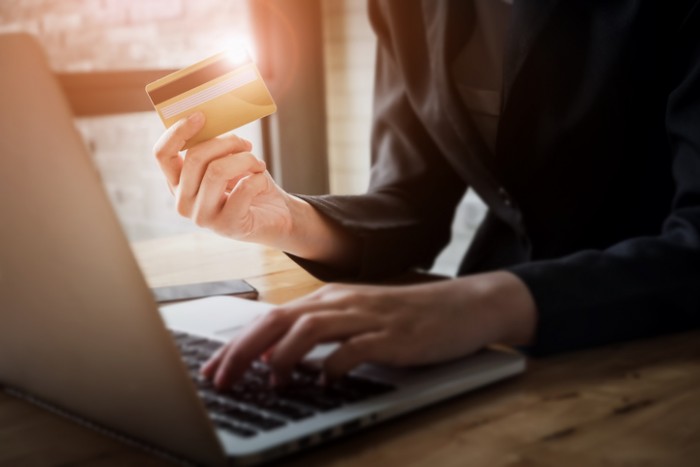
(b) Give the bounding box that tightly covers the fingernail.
[243,138,253,150]
[188,111,204,124]
[200,363,213,377]
[214,373,226,390]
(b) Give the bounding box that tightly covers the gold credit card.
[145,50,276,149]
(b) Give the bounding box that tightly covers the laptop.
[0,33,525,466]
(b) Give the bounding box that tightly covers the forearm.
[509,236,700,355]
[274,195,362,272]
[472,271,537,346]
[445,271,538,348]
[273,197,540,349]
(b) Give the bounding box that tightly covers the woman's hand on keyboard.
[201,271,537,390]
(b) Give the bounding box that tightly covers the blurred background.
[0,0,486,275]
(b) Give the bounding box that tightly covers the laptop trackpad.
[159,296,273,341]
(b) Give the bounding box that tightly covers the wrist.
[257,193,310,252]
[284,194,312,240]
[455,271,538,347]
[282,196,361,270]
[487,271,537,346]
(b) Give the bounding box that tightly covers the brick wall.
[0,0,255,71]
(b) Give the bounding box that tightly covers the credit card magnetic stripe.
[147,54,252,105]
[158,68,258,119]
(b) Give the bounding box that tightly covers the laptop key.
[251,359,271,376]
[198,390,220,404]
[192,349,214,363]
[179,346,199,358]
[202,341,224,353]
[185,360,201,372]
[170,331,188,341]
[192,372,214,388]
[294,363,322,380]
[182,336,209,346]
[242,371,268,388]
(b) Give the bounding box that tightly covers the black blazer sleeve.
[509,5,700,355]
[289,4,467,281]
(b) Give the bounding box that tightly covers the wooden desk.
[1,232,699,466]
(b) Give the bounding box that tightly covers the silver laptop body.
[0,33,525,466]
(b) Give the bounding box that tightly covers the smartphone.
[151,279,258,303]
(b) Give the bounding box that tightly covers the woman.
[153,0,700,389]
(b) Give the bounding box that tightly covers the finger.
[213,308,300,389]
[201,324,258,378]
[201,340,235,378]
[321,332,388,380]
[218,171,270,226]
[153,112,205,188]
[179,134,255,202]
[268,311,381,384]
[264,284,359,315]
[190,154,266,225]
[261,346,276,363]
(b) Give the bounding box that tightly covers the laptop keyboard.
[170,330,396,438]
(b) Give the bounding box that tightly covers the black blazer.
[294,0,700,354]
